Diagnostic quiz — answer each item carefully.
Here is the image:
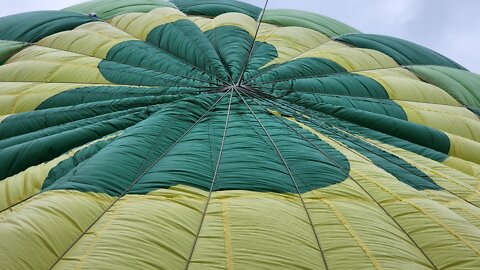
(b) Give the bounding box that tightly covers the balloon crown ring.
[209,83,276,100]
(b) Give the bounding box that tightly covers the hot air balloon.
[0,0,479,269]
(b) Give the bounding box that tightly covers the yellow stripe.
[0,82,86,115]
[54,185,206,269]
[0,46,110,84]
[285,116,436,269]
[332,126,480,207]
[109,7,186,40]
[193,190,325,270]
[256,23,330,67]
[193,12,257,36]
[448,132,480,164]
[442,157,480,180]
[189,14,330,69]
[188,16,211,29]
[221,198,234,270]
[397,100,480,142]
[0,190,114,269]
[285,116,480,267]
[37,21,135,59]
[293,40,399,72]
[358,68,461,106]
[324,199,384,270]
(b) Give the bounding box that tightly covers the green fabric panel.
[42,137,115,189]
[43,94,222,195]
[284,92,408,120]
[205,26,277,83]
[336,34,466,70]
[234,104,350,193]
[0,96,174,140]
[286,100,451,155]
[64,0,174,19]
[290,115,442,190]
[134,101,349,194]
[251,57,347,83]
[37,86,191,109]
[0,107,148,150]
[0,11,96,42]
[98,60,211,87]
[171,0,262,19]
[281,99,449,163]
[43,94,349,195]
[262,9,360,38]
[262,73,390,100]
[0,40,28,64]
[105,40,220,84]
[146,19,230,81]
[0,110,150,180]
[407,65,480,108]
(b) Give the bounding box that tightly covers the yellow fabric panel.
[109,7,186,40]
[346,150,480,269]
[293,40,399,72]
[37,21,135,59]
[188,192,229,270]
[363,67,420,80]
[33,183,455,269]
[285,118,435,269]
[448,133,480,165]
[188,16,211,29]
[397,100,479,121]
[53,185,205,269]
[303,178,435,270]
[443,157,480,180]
[0,82,84,115]
[256,26,330,67]
[256,22,278,37]
[388,197,480,254]
[337,129,480,226]
[0,190,114,270]
[190,191,325,270]
[307,197,433,270]
[194,13,257,36]
[0,46,110,84]
[0,132,123,212]
[287,116,480,269]
[397,101,480,142]
[358,68,460,106]
[0,155,68,212]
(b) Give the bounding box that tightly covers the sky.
[1,0,479,73]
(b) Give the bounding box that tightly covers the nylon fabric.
[0,1,479,269]
[65,0,175,19]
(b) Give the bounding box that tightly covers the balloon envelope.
[0,0,479,269]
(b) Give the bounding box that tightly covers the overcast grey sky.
[2,0,479,73]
